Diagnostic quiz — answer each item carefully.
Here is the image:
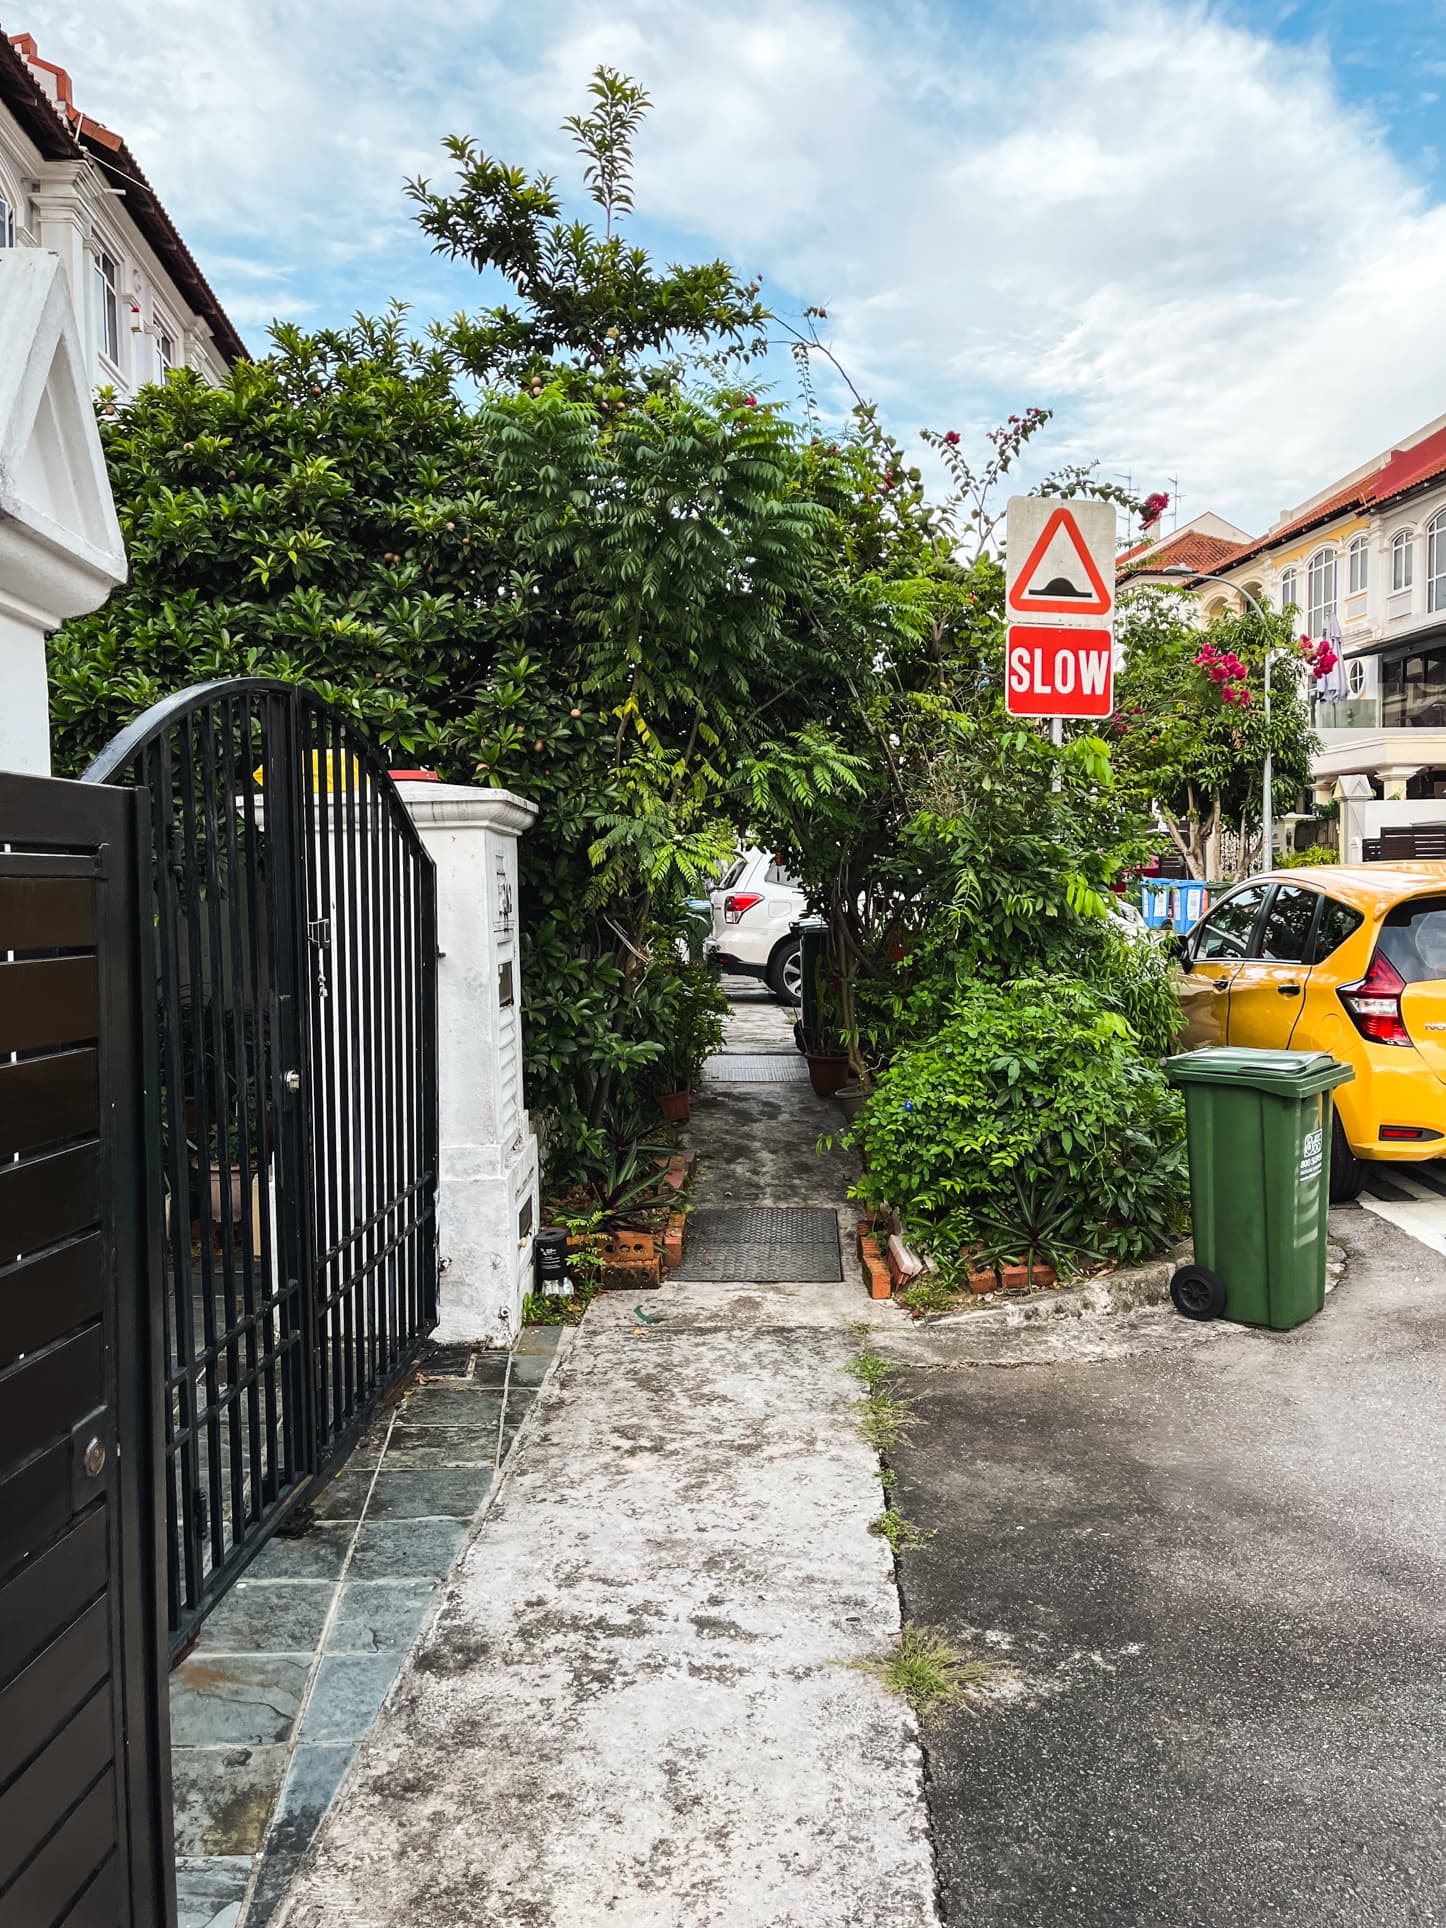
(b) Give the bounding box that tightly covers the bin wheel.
[1170,1263,1227,1321]
[1328,1108,1365,1204]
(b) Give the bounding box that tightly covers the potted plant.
[797,933,850,1096]
[654,962,727,1123]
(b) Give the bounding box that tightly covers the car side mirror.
[1168,932,1193,972]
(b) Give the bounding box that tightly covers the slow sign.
[1005,624,1113,719]
[1005,496,1117,720]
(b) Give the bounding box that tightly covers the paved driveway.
[886,1206,1446,1928]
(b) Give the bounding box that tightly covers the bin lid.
[1164,1047,1355,1096]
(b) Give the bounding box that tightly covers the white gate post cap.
[392,781,539,834]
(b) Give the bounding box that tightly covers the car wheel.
[1329,1107,1366,1203]
[1170,1263,1227,1321]
[769,938,803,1004]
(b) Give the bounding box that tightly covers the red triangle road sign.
[1007,505,1113,617]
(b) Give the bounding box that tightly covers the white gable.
[0,248,126,617]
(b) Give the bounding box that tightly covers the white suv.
[707,849,808,1000]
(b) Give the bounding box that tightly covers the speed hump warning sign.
[1004,496,1117,718]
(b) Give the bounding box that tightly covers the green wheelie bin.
[1162,1048,1355,1329]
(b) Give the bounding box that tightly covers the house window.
[156,326,175,380]
[95,248,121,365]
[1348,536,1368,595]
[0,194,15,248]
[1280,567,1298,613]
[1306,548,1338,636]
[1393,529,1415,593]
[1430,512,1446,615]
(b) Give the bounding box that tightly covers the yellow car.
[1177,864,1446,1201]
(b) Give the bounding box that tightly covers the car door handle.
[1277,985,1302,997]
[1213,979,1231,992]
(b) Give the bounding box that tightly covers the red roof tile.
[1118,530,1245,579]
[1373,425,1446,507]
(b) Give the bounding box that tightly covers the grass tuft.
[860,1623,1013,1717]
[845,1349,897,1391]
[855,1391,913,1450]
[896,1276,962,1318]
[869,1508,935,1552]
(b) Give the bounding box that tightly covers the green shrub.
[1278,845,1338,868]
[856,979,1187,1268]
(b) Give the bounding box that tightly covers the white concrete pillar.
[0,251,126,774]
[394,781,541,1347]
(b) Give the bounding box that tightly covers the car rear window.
[1377,894,1446,983]
[1311,896,1364,964]
[717,857,747,892]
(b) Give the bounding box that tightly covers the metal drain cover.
[671,1207,842,1283]
[700,1053,809,1083]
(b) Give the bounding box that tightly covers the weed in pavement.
[856,1392,914,1450]
[846,1350,898,1391]
[896,1276,963,1318]
[870,1508,935,1552]
[860,1624,1013,1718]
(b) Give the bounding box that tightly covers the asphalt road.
[888,1206,1446,1928]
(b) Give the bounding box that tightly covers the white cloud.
[30,0,1446,532]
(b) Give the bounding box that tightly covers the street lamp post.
[1140,566,1278,873]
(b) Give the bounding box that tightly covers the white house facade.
[0,31,244,398]
[1125,416,1446,822]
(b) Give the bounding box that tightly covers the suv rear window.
[716,857,747,893]
[1377,894,1446,983]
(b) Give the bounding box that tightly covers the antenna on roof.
[1168,476,1182,533]
[1113,472,1134,539]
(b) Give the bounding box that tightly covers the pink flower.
[944,430,960,446]
[743,396,757,408]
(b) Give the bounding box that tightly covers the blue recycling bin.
[1140,879,1209,932]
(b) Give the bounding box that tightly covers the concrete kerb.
[902,1238,1348,1329]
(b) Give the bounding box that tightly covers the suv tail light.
[724,893,763,924]
[1338,951,1412,1047]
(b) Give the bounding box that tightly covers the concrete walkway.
[274,988,936,1928]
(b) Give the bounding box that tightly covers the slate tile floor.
[172,1326,563,1927]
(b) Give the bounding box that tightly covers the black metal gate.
[0,768,174,1927]
[84,680,439,1650]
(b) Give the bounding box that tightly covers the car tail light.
[724,893,763,924]
[1338,951,1412,1047]
[1379,1125,1443,1142]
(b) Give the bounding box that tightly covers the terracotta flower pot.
[805,1053,850,1097]
[658,1086,691,1123]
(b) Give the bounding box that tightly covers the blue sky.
[32,0,1446,535]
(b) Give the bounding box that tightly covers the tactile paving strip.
[699,1053,810,1083]
[670,1207,842,1283]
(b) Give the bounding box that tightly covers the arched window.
[1205,596,1228,623]
[0,189,15,249]
[1280,566,1298,613]
[1306,547,1338,635]
[1429,512,1446,614]
[1393,528,1415,593]
[1348,535,1369,595]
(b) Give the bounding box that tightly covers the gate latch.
[284,1069,301,1093]
[308,920,331,1001]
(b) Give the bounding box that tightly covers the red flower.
[944,430,960,446]
[743,396,757,408]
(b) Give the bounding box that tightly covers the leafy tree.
[405,66,768,388]
[1112,590,1320,880]
[50,75,850,1183]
